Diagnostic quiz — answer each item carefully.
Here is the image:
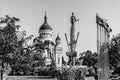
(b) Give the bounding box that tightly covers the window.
[58,55,60,64]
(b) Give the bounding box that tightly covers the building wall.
[55,47,62,67]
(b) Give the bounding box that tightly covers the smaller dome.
[56,34,61,41]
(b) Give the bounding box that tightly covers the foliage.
[108,34,120,75]
[80,50,98,79]
[0,15,34,75]
[30,50,46,68]
[82,50,98,68]
[0,15,20,56]
[55,67,85,80]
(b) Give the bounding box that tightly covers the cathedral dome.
[39,13,52,31]
[39,22,52,30]
[39,12,53,42]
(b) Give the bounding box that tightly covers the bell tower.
[55,34,62,67]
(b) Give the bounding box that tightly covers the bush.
[55,67,85,80]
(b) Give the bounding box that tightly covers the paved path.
[3,76,94,80]
[5,76,57,80]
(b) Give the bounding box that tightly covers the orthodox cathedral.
[34,13,62,68]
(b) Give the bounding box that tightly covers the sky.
[0,0,120,61]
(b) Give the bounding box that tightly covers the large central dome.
[39,13,53,42]
[39,13,52,31]
[39,22,52,30]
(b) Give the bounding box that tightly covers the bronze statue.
[71,12,79,25]
[65,12,79,66]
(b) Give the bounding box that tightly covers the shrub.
[55,67,85,80]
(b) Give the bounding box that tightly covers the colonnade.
[96,14,112,80]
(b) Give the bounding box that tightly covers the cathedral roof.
[39,13,52,31]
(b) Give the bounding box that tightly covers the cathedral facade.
[34,13,62,68]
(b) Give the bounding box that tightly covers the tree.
[82,50,98,79]
[82,50,93,67]
[30,50,46,68]
[0,15,21,76]
[0,15,33,76]
[108,34,120,75]
[0,15,20,56]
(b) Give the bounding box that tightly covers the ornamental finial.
[44,11,47,23]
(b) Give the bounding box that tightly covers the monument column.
[96,14,112,80]
[65,13,79,66]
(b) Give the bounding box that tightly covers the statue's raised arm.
[71,12,79,25]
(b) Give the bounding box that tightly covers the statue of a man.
[71,12,79,25]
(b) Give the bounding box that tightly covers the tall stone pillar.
[65,13,79,66]
[96,14,112,80]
